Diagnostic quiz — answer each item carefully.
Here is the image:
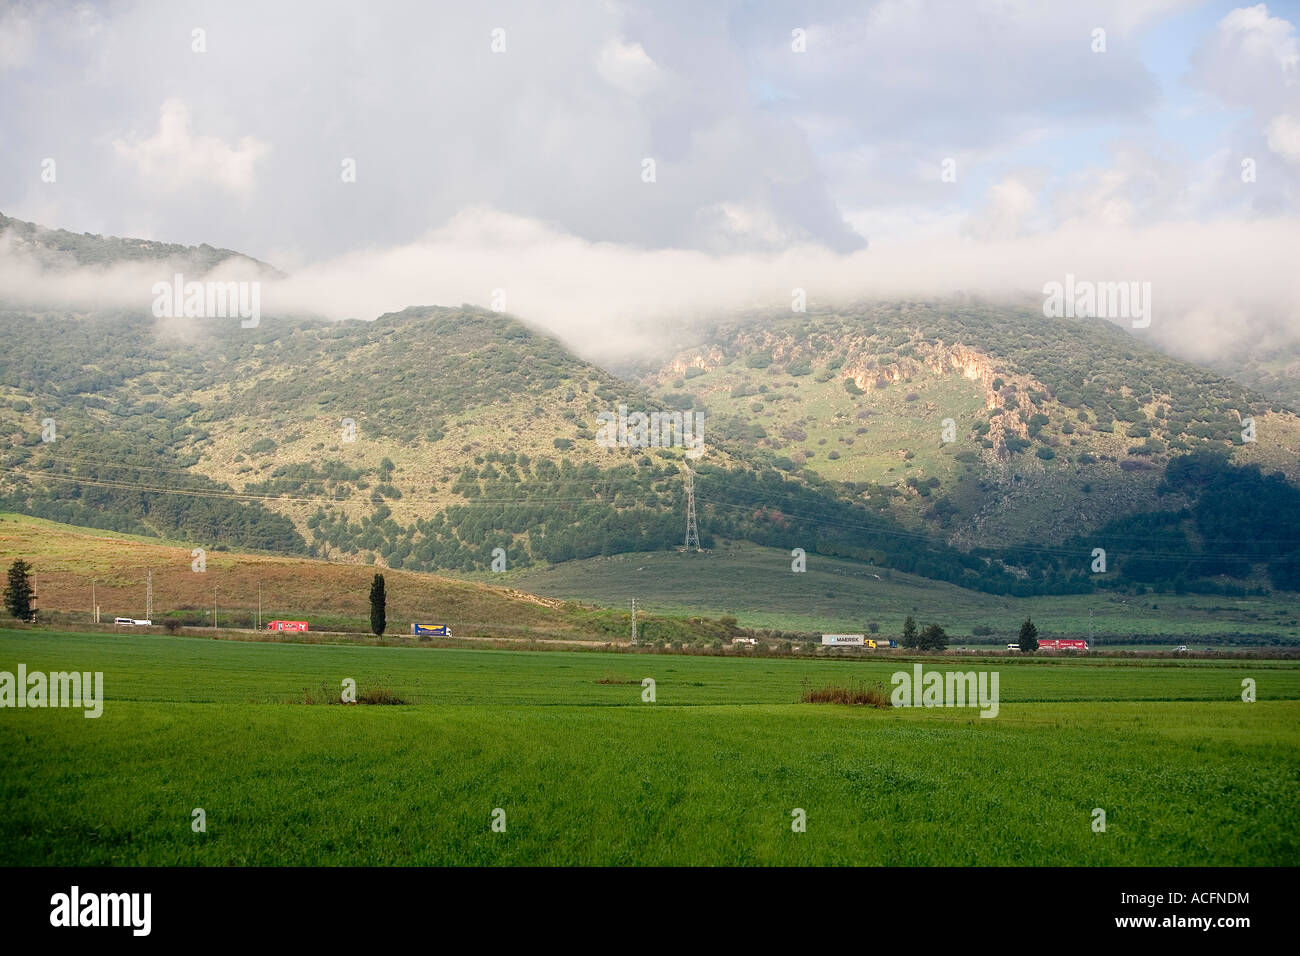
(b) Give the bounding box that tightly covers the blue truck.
[411,623,453,638]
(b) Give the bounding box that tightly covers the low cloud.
[3,206,1297,372]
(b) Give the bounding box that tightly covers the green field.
[498,542,1300,643]
[2,628,1298,865]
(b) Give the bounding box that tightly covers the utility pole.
[145,570,152,621]
[91,579,97,624]
[213,588,217,629]
[257,583,262,632]
[683,466,700,552]
[1088,608,1093,646]
[631,598,637,645]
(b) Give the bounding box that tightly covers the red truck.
[1039,638,1088,650]
[266,620,308,632]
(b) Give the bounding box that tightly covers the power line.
[19,450,1300,547]
[6,464,1297,562]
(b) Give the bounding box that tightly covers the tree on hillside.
[920,623,948,651]
[4,559,36,622]
[901,615,919,649]
[1019,618,1039,652]
[369,573,386,636]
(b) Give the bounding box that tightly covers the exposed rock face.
[662,334,1050,460]
[923,344,999,395]
[841,341,1041,456]
[667,347,726,377]
[844,341,1006,403]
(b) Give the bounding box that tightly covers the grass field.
[2,628,1297,865]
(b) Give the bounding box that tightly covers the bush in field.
[801,680,891,707]
[357,685,406,705]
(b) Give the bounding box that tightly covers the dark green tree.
[901,615,919,649]
[369,573,386,636]
[4,559,36,621]
[1019,617,1039,652]
[920,623,948,651]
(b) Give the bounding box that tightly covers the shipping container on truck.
[822,634,865,646]
[1038,638,1088,650]
[411,623,453,638]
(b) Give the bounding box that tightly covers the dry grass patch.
[800,680,891,707]
[295,681,409,705]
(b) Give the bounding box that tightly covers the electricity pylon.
[683,465,700,552]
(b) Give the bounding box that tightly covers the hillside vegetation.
[2,214,1298,601]
[649,301,1300,546]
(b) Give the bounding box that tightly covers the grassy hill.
[498,540,1300,645]
[646,301,1300,548]
[0,512,609,640]
[0,300,1024,592]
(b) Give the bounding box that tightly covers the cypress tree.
[369,573,386,636]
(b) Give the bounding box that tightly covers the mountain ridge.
[2,214,1297,599]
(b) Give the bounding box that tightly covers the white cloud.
[0,4,35,71]
[595,38,663,97]
[1219,3,1299,79]
[112,99,269,194]
[1266,113,1300,162]
[963,176,1039,240]
[7,206,1297,373]
[1190,3,1299,107]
